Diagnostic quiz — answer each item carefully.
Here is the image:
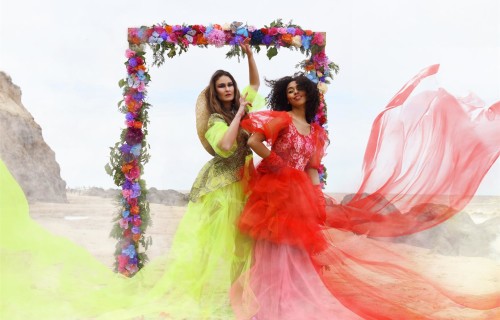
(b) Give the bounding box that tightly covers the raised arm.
[241,44,260,91]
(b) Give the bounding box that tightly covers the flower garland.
[107,19,338,276]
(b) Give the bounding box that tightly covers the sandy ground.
[28,192,500,318]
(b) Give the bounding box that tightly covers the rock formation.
[0,71,67,202]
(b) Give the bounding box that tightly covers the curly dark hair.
[266,74,320,123]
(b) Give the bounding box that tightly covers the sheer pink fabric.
[327,64,500,236]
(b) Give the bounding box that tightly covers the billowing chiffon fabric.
[230,65,500,320]
[328,64,500,236]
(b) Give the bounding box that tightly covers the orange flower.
[304,64,315,71]
[281,34,293,45]
[196,35,208,45]
[130,206,140,215]
[165,25,173,33]
[122,163,133,173]
[133,121,143,129]
[132,234,141,242]
[305,30,313,36]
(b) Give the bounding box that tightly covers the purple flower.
[131,182,141,198]
[125,128,144,145]
[132,226,141,234]
[123,180,133,190]
[262,35,273,46]
[133,92,144,101]
[229,35,244,45]
[128,58,137,67]
[125,112,135,121]
[287,27,296,35]
[120,144,132,154]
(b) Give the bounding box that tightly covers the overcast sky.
[1,0,499,194]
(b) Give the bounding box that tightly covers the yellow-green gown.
[0,112,254,319]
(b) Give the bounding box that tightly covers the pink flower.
[125,49,136,58]
[207,29,226,47]
[122,189,133,200]
[118,255,129,270]
[269,28,278,36]
[277,27,287,34]
[119,218,129,229]
[125,166,141,180]
[312,33,325,46]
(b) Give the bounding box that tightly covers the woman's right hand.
[237,92,251,119]
[240,43,253,58]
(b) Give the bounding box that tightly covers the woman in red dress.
[230,69,500,320]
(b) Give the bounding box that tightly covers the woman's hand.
[236,92,252,118]
[240,42,253,58]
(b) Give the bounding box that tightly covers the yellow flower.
[292,35,302,47]
[318,82,328,94]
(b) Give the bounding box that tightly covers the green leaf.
[118,79,126,88]
[266,47,278,60]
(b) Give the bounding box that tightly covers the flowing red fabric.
[327,64,500,237]
[231,65,500,320]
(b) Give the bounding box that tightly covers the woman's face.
[215,75,235,107]
[286,81,307,108]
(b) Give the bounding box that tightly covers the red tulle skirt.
[238,167,327,253]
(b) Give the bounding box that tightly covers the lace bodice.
[273,123,316,171]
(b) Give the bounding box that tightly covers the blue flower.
[306,71,319,83]
[130,144,141,157]
[236,26,248,37]
[122,210,130,218]
[301,35,312,50]
[122,245,136,258]
[205,24,214,35]
[136,70,145,81]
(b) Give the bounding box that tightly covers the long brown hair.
[205,70,241,124]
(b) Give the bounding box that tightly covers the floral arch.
[105,19,339,276]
